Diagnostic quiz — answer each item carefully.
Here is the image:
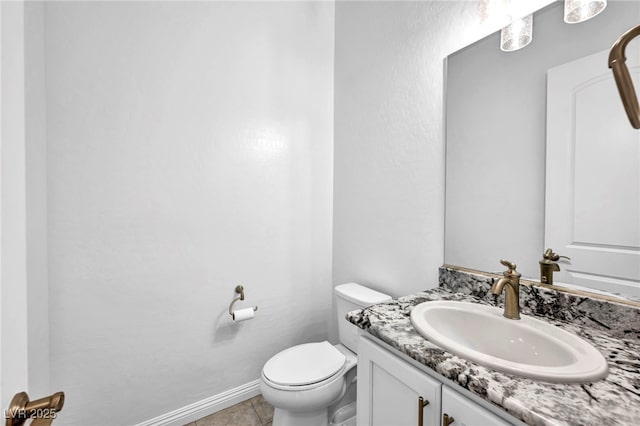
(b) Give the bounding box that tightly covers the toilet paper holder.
[228,285,258,317]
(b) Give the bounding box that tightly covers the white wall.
[25,0,50,397]
[1,0,50,410]
[44,2,334,425]
[1,0,30,410]
[332,0,531,299]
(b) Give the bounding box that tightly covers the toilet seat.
[263,341,347,389]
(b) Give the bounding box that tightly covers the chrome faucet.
[491,259,521,320]
[539,248,570,286]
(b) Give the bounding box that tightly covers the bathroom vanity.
[348,267,640,426]
[358,336,516,426]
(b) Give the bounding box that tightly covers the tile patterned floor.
[185,395,274,426]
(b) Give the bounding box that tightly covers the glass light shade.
[564,0,607,24]
[500,14,533,52]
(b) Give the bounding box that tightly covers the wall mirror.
[444,1,640,300]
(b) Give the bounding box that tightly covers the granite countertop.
[346,269,640,426]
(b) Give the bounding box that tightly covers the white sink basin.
[410,301,608,383]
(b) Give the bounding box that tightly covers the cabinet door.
[357,337,441,426]
[441,386,512,426]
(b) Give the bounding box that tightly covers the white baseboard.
[135,379,261,426]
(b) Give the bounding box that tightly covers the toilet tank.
[334,283,392,353]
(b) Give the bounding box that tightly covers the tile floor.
[185,395,274,426]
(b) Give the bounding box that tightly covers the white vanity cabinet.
[357,336,517,426]
[357,335,441,426]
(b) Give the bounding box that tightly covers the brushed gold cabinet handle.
[417,396,430,426]
[443,413,455,426]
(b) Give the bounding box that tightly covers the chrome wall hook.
[228,285,258,316]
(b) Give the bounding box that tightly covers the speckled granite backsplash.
[439,266,640,341]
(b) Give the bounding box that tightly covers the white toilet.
[259,283,391,426]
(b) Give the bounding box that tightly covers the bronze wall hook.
[609,24,640,129]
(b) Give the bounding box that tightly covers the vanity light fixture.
[564,0,607,24]
[500,14,533,52]
[500,1,608,52]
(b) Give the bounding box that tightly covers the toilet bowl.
[260,283,391,426]
[260,342,357,425]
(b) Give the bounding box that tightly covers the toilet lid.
[263,341,346,386]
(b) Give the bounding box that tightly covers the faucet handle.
[542,248,571,262]
[499,259,518,274]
